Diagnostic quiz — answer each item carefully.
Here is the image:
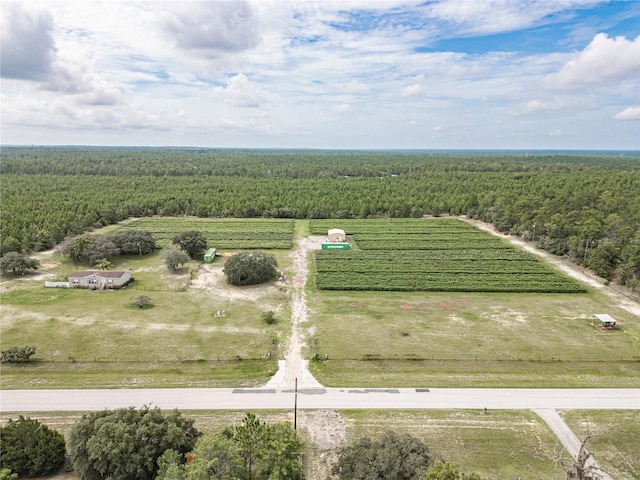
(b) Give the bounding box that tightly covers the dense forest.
[1,147,639,286]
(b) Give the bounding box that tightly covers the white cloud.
[212,74,266,108]
[614,106,640,120]
[1,2,57,81]
[549,129,563,136]
[401,83,424,97]
[162,1,261,57]
[548,33,640,89]
[331,103,353,114]
[2,0,639,149]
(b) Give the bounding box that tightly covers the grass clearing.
[1,248,293,389]
[308,290,640,387]
[560,410,640,480]
[341,409,566,479]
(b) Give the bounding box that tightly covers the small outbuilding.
[204,248,217,263]
[594,313,617,329]
[328,228,346,242]
[68,270,132,289]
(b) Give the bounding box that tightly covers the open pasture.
[117,217,295,250]
[311,218,586,293]
[308,290,640,387]
[0,249,292,389]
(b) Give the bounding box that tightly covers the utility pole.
[294,377,298,430]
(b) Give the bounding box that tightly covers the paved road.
[2,388,638,413]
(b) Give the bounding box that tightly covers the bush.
[0,416,66,477]
[224,252,278,286]
[1,345,37,363]
[131,295,153,309]
[261,310,277,325]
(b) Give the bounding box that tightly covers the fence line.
[27,354,636,364]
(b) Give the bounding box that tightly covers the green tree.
[155,413,303,480]
[0,252,39,275]
[173,230,207,260]
[1,345,37,363]
[58,234,119,265]
[164,246,190,271]
[224,252,278,286]
[155,449,188,480]
[110,229,157,255]
[94,257,114,270]
[0,416,66,477]
[332,430,432,479]
[0,468,18,480]
[69,406,199,480]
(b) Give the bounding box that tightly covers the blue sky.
[1,0,639,150]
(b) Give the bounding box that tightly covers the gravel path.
[264,236,323,390]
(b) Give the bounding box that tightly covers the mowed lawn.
[308,289,640,387]
[0,250,293,389]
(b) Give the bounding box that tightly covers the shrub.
[0,416,66,477]
[261,310,277,325]
[131,295,153,309]
[1,345,37,363]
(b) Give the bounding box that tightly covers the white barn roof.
[594,314,616,323]
[328,228,345,235]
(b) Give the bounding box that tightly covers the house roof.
[594,313,616,323]
[69,270,129,278]
[328,228,345,235]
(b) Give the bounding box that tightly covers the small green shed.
[321,243,350,250]
[204,248,217,263]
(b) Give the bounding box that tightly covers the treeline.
[1,148,639,285]
[2,146,638,177]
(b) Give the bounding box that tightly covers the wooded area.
[1,147,639,286]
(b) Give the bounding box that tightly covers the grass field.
[307,289,640,387]
[1,248,292,389]
[342,409,567,478]
[2,218,639,389]
[560,410,640,480]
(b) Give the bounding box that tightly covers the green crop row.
[309,218,477,235]
[115,218,294,249]
[354,239,513,250]
[316,272,586,293]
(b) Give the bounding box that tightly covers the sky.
[1,0,639,150]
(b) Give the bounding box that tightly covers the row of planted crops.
[310,218,586,293]
[118,217,295,249]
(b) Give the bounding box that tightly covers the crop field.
[117,217,295,250]
[311,218,585,293]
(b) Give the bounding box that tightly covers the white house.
[68,270,132,289]
[328,228,346,242]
